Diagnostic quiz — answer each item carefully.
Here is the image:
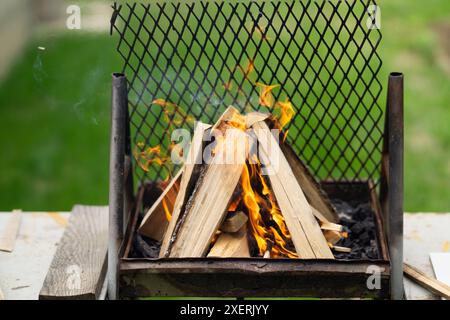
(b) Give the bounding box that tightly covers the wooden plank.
[0,209,22,252]
[208,225,250,258]
[430,252,450,299]
[220,211,248,233]
[252,121,333,259]
[138,169,182,241]
[281,142,339,223]
[159,122,211,257]
[169,129,247,257]
[39,205,108,300]
[404,262,450,299]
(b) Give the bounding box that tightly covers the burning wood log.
[168,128,248,257]
[159,122,212,257]
[220,211,248,233]
[252,121,334,259]
[138,170,182,241]
[280,142,339,223]
[207,225,250,258]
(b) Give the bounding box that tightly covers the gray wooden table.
[0,212,449,300]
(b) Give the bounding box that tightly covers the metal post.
[108,73,127,300]
[387,72,404,300]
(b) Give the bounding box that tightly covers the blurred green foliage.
[0,0,449,211]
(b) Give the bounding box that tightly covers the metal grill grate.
[111,0,383,186]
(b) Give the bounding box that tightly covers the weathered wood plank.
[159,122,211,257]
[138,170,182,241]
[280,142,339,223]
[404,262,450,299]
[208,225,250,258]
[39,205,108,300]
[169,129,247,257]
[252,121,333,259]
[0,209,22,253]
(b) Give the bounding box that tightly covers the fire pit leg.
[108,73,128,300]
[387,72,404,300]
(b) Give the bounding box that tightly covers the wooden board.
[404,263,450,299]
[208,225,250,258]
[252,121,333,259]
[138,169,182,241]
[169,129,247,257]
[159,122,211,257]
[430,252,450,299]
[280,142,339,223]
[39,205,108,300]
[0,209,22,252]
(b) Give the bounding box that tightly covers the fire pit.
[108,0,403,299]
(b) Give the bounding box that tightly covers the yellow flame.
[256,83,279,107]
[275,99,295,132]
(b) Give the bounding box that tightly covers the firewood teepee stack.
[138,107,348,259]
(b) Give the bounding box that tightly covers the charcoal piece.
[133,233,161,258]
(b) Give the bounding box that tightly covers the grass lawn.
[0,0,449,212]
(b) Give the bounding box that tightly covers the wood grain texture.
[281,142,339,223]
[138,169,182,241]
[0,209,22,252]
[404,263,450,299]
[220,211,248,233]
[252,121,333,259]
[208,225,250,258]
[159,122,211,257]
[39,205,108,300]
[169,129,247,257]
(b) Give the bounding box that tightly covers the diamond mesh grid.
[111,0,383,186]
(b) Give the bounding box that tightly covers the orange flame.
[152,98,195,129]
[256,83,279,107]
[133,142,171,173]
[275,99,295,132]
[235,150,298,258]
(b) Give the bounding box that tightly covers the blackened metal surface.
[119,259,390,298]
[111,0,384,185]
[109,73,128,300]
[387,72,404,300]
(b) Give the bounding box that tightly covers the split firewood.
[323,230,342,245]
[159,122,212,257]
[220,211,248,233]
[252,121,334,259]
[138,170,182,241]
[211,106,240,133]
[168,128,248,257]
[280,142,339,223]
[404,263,450,299]
[207,225,250,258]
[330,245,352,253]
[320,221,343,232]
[245,112,269,128]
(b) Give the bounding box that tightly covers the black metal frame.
[108,0,404,299]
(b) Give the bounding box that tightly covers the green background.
[0,0,449,212]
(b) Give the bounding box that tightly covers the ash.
[331,199,380,260]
